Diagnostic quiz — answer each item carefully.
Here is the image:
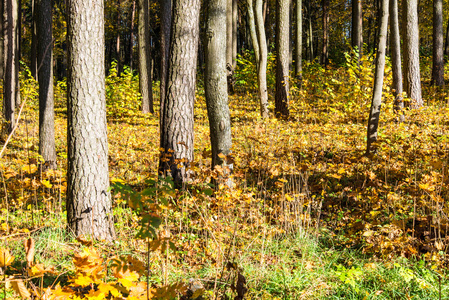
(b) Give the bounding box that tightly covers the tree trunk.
[402,0,422,108]
[159,0,200,186]
[352,0,362,59]
[3,0,19,133]
[366,0,389,154]
[232,0,237,68]
[444,21,449,58]
[246,0,259,66]
[306,0,313,61]
[275,0,290,118]
[431,0,444,86]
[322,0,329,65]
[295,0,302,82]
[129,0,136,72]
[159,0,171,118]
[389,0,404,121]
[205,0,233,185]
[255,0,268,117]
[30,0,37,80]
[37,0,56,169]
[138,0,153,113]
[116,0,122,76]
[226,0,234,93]
[67,0,115,241]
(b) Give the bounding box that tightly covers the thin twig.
[0,97,27,159]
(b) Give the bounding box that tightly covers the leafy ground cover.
[0,55,449,299]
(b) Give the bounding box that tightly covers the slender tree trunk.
[255,0,268,117]
[226,0,234,93]
[366,0,389,154]
[431,0,444,86]
[295,0,302,82]
[129,0,136,72]
[246,0,259,66]
[3,0,19,133]
[116,0,122,76]
[232,0,237,68]
[205,0,233,186]
[0,0,4,80]
[444,21,449,58]
[352,0,362,60]
[306,0,313,61]
[159,0,171,119]
[389,0,404,121]
[67,0,115,241]
[37,0,56,169]
[275,0,290,117]
[322,0,329,65]
[138,0,153,113]
[402,0,422,107]
[30,0,37,80]
[159,0,200,186]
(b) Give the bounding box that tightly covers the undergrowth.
[0,54,448,299]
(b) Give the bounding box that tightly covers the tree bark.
[295,0,302,81]
[232,0,237,68]
[352,0,362,60]
[389,0,404,121]
[431,0,444,86]
[116,0,122,76]
[322,0,329,66]
[129,0,136,72]
[402,0,422,108]
[205,0,233,185]
[138,0,153,113]
[444,21,449,58]
[30,0,37,80]
[3,0,19,133]
[366,0,389,154]
[275,0,290,118]
[159,0,172,118]
[226,0,234,93]
[305,0,313,61]
[67,0,115,241]
[246,0,259,66]
[0,0,3,81]
[255,0,268,117]
[159,0,200,186]
[37,0,56,169]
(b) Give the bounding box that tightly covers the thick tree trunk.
[205,0,233,185]
[255,0,268,117]
[159,0,200,186]
[37,0,56,169]
[3,0,19,133]
[67,0,115,241]
[389,0,404,121]
[295,0,302,81]
[352,0,362,59]
[366,0,389,154]
[138,0,153,113]
[322,0,329,66]
[159,0,171,117]
[431,0,444,86]
[402,0,422,108]
[275,0,290,118]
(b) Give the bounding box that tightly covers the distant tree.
[431,0,444,86]
[3,0,20,133]
[389,0,404,121]
[275,0,290,117]
[366,0,389,154]
[305,0,313,61]
[159,0,200,185]
[321,0,329,66]
[205,0,233,184]
[226,0,237,93]
[295,0,302,82]
[402,0,422,108]
[30,0,37,80]
[37,0,56,169]
[352,0,362,61]
[67,0,116,240]
[138,0,153,113]
[445,22,449,58]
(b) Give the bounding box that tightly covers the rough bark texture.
[322,0,329,65]
[431,0,444,86]
[205,0,233,184]
[3,0,19,133]
[275,0,290,118]
[37,0,56,169]
[402,0,422,108]
[295,0,302,81]
[255,0,268,118]
[352,0,362,58]
[159,0,172,119]
[367,0,389,154]
[159,0,200,186]
[67,0,115,241]
[389,0,404,121]
[226,0,234,93]
[138,0,153,113]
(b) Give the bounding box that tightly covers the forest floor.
[1,57,449,299]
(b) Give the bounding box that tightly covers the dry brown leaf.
[24,238,35,268]
[76,235,93,247]
[11,278,31,299]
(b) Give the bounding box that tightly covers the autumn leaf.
[24,238,35,268]
[11,278,31,299]
[0,248,15,267]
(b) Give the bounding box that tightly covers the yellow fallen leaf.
[0,248,15,267]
